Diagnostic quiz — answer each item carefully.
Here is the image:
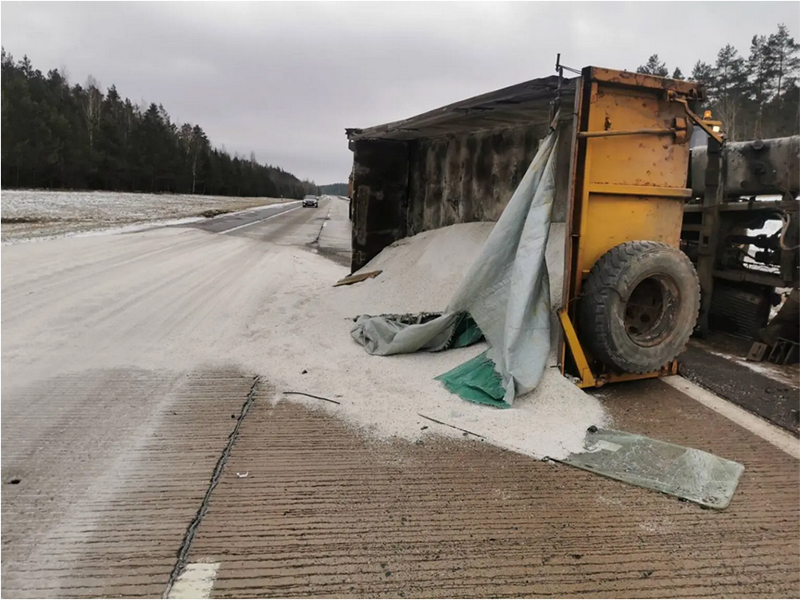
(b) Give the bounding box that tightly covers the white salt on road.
[4,200,606,468]
[309,221,608,459]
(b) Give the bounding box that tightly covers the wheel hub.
[624,276,679,347]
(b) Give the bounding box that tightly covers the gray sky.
[2,2,798,184]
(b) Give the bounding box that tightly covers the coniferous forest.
[636,24,799,141]
[1,49,319,198]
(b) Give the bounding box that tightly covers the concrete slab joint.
[163,375,261,599]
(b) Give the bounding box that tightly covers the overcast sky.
[2,2,798,184]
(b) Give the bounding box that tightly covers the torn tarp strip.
[349,312,483,355]
[436,351,507,408]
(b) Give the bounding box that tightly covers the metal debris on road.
[333,270,382,287]
[559,428,745,509]
[417,413,485,439]
[283,391,341,405]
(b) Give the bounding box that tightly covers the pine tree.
[99,86,128,189]
[766,24,800,98]
[747,35,772,137]
[710,45,749,140]
[763,24,800,139]
[691,60,715,85]
[637,54,669,77]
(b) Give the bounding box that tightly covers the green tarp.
[435,351,508,408]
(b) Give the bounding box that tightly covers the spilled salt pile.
[337,222,496,314]
[263,221,609,461]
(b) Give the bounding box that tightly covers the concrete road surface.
[1,197,352,597]
[2,195,798,598]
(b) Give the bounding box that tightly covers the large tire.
[579,241,700,373]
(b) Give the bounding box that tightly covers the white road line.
[216,203,302,235]
[213,200,300,220]
[662,375,800,459]
[167,562,220,599]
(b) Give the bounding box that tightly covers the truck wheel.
[578,241,700,373]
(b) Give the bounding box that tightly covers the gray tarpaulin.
[350,126,560,406]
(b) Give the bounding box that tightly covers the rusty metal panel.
[586,88,692,189]
[567,67,696,300]
[350,139,410,271]
[560,67,699,379]
[589,67,703,97]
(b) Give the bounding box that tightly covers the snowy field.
[1,190,288,242]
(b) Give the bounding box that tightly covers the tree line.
[1,49,319,198]
[636,23,799,141]
[319,183,348,195]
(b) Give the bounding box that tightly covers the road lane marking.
[216,203,302,235]
[167,562,220,599]
[213,200,299,220]
[663,375,800,459]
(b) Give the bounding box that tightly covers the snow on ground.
[698,343,800,388]
[1,189,287,242]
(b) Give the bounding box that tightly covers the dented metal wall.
[347,75,574,272]
[406,123,550,234]
[350,139,410,272]
[690,136,800,196]
[349,119,574,272]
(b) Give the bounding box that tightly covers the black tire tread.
[580,241,700,373]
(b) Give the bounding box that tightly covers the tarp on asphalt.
[350,124,560,406]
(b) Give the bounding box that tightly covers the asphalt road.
[2,197,798,598]
[188,200,303,234]
[187,196,352,267]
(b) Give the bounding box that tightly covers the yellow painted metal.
[558,309,596,388]
[581,196,684,276]
[587,183,692,198]
[589,67,704,97]
[596,361,679,387]
[558,308,679,389]
[559,66,699,387]
[569,70,692,300]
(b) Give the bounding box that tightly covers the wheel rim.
[624,275,680,347]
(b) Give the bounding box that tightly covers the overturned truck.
[346,66,800,386]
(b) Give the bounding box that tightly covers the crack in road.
[163,375,261,598]
[308,204,333,250]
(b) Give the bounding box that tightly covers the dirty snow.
[701,346,799,388]
[1,189,288,243]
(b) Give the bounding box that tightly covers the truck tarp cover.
[350,127,559,407]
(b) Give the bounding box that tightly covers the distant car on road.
[302,195,319,208]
